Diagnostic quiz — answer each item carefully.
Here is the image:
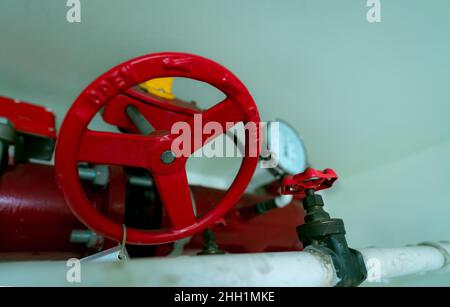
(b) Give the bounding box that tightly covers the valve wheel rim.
[55,52,260,245]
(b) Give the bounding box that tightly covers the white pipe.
[0,242,448,286]
[361,242,450,282]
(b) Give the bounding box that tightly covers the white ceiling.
[1,0,449,183]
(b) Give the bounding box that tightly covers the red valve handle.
[281,168,338,197]
[55,52,260,245]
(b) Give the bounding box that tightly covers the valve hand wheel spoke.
[55,52,260,245]
[153,168,196,229]
[78,130,158,168]
[186,97,246,154]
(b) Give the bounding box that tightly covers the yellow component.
[139,77,176,100]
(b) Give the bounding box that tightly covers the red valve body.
[0,96,56,139]
[0,162,304,259]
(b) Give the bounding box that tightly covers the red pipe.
[0,163,113,259]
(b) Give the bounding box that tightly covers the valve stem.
[197,229,225,255]
[125,105,155,135]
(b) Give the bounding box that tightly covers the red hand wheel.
[55,52,260,245]
[281,168,338,197]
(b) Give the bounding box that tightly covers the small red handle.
[281,168,338,197]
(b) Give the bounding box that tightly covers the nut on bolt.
[160,150,176,164]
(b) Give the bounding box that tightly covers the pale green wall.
[1,0,450,285]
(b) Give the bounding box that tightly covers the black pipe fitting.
[297,189,367,287]
[0,140,8,174]
[198,229,225,255]
[254,199,277,214]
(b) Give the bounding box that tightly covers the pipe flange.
[304,245,340,286]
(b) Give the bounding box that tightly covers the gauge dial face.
[267,120,307,175]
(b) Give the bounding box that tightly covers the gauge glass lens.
[267,121,307,174]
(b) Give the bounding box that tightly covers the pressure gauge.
[266,120,307,175]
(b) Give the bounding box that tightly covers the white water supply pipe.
[0,241,448,286]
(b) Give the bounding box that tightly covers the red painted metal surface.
[55,52,261,245]
[0,96,56,139]
[102,89,201,133]
[0,162,303,257]
[282,168,338,197]
[188,186,304,253]
[0,164,88,258]
[0,164,126,259]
